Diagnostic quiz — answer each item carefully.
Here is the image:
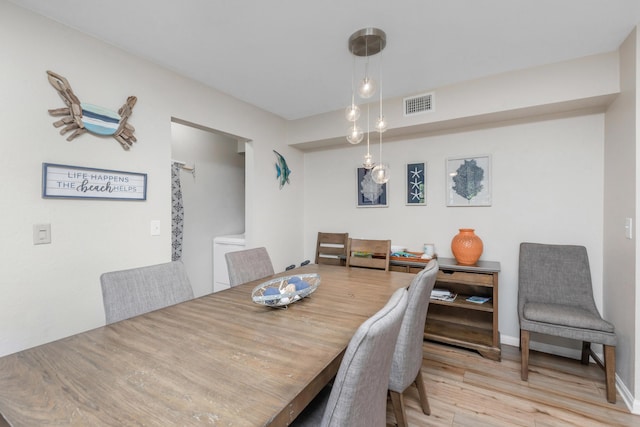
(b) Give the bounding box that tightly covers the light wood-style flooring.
[386,341,639,427]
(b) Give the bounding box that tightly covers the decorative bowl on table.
[251,273,321,307]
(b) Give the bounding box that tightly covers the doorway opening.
[170,117,248,297]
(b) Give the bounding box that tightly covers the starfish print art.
[410,166,423,179]
[411,189,423,201]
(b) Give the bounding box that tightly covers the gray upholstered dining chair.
[519,242,617,403]
[100,260,194,324]
[388,260,438,426]
[225,247,275,286]
[292,287,409,427]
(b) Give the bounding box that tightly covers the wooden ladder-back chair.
[315,232,349,266]
[346,238,391,271]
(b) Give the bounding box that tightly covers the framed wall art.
[356,167,388,207]
[406,162,426,205]
[446,155,491,206]
[42,163,147,201]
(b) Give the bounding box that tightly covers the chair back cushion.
[389,260,438,392]
[101,260,194,324]
[321,287,408,427]
[225,247,275,286]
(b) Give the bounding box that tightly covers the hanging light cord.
[351,52,356,111]
[367,103,371,156]
[378,48,383,162]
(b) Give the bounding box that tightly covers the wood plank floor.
[386,341,639,427]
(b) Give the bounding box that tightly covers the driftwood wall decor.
[46,70,137,150]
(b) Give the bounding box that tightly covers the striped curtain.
[171,162,185,261]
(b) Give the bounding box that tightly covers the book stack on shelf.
[430,288,457,302]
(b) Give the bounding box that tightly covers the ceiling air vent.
[404,92,434,116]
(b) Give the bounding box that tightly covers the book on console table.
[430,288,457,302]
[466,296,491,304]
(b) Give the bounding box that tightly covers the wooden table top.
[0,264,412,426]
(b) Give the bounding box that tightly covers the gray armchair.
[100,260,194,324]
[388,260,438,426]
[293,287,408,426]
[518,242,617,403]
[225,247,274,286]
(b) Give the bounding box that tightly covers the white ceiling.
[10,0,640,120]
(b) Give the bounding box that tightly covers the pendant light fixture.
[346,28,389,181]
[346,53,363,145]
[371,45,390,184]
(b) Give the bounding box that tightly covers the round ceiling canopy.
[348,28,386,57]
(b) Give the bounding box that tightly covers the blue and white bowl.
[251,273,320,307]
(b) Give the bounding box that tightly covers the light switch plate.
[625,218,633,239]
[150,220,161,236]
[33,223,51,245]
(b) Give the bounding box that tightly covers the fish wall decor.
[273,150,291,189]
[46,70,137,150]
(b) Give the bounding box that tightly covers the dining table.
[0,263,413,426]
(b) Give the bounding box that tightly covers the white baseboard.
[502,333,584,358]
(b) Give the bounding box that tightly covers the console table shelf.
[390,257,501,360]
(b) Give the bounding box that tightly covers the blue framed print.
[406,162,426,205]
[356,167,388,207]
[446,155,492,206]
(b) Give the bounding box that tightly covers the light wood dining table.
[0,264,412,426]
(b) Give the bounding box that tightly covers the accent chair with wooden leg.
[518,242,617,403]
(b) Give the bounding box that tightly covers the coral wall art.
[446,155,491,206]
[357,167,388,207]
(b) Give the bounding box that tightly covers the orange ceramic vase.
[451,229,483,265]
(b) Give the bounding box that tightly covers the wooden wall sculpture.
[46,70,137,150]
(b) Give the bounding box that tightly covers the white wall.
[288,51,619,150]
[171,122,245,297]
[0,1,302,357]
[605,27,639,410]
[303,112,604,347]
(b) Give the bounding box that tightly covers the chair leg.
[414,369,431,415]
[581,341,591,365]
[389,390,408,427]
[604,345,616,404]
[520,329,530,381]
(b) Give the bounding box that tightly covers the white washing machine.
[213,234,245,293]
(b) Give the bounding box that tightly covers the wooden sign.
[42,163,147,200]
